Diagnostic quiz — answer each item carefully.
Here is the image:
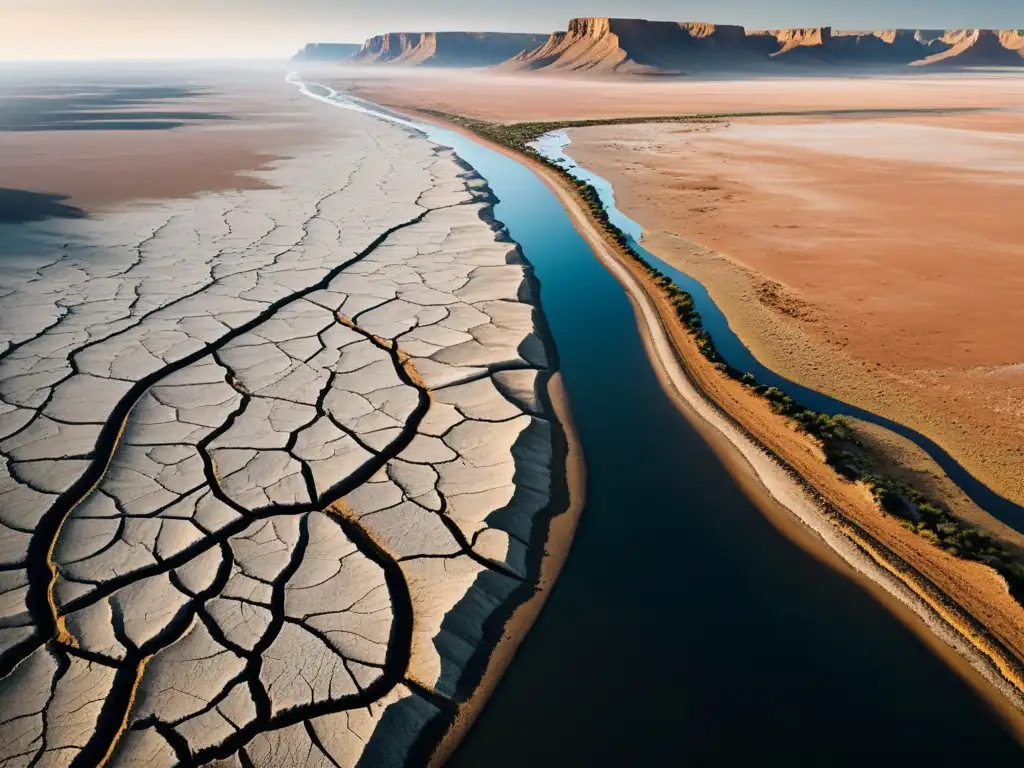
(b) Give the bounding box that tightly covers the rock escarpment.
[352,31,548,67]
[504,17,754,73]
[758,26,1024,65]
[506,17,1024,73]
[912,28,1024,66]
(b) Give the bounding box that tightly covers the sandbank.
[564,109,1024,510]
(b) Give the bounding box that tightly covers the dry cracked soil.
[0,94,558,767]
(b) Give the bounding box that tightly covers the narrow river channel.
[294,80,1023,765]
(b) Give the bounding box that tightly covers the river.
[294,80,1023,765]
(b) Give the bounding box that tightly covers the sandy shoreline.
[427,372,585,766]
[403,112,1024,741]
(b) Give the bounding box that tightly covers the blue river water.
[294,80,1023,766]
[531,129,1024,534]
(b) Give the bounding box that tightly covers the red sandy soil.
[565,109,1024,510]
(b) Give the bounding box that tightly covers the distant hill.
[502,18,756,74]
[351,31,548,67]
[911,29,1024,66]
[503,18,1024,74]
[291,43,361,62]
[754,27,1024,67]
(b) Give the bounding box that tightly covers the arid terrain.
[348,68,1024,121]
[565,106,1024,510]
[0,66,567,767]
[0,67,327,216]
[3,11,1024,761]
[353,70,1024,512]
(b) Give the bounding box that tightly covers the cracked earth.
[0,108,557,767]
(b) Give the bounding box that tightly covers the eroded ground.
[0,80,557,767]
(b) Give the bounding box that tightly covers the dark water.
[0,78,224,131]
[533,131,1024,534]
[0,188,87,224]
[301,85,1023,766]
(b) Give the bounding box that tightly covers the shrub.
[919,529,941,545]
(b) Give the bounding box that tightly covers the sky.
[1,0,1021,61]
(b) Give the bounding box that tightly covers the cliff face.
[349,20,1024,73]
[291,43,360,62]
[770,27,833,52]
[505,17,756,73]
[753,27,933,64]
[504,18,1024,73]
[912,28,1024,66]
[352,31,547,67]
[753,27,1023,66]
[353,33,424,63]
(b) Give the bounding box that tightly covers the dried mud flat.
[0,79,564,767]
[563,105,1024,513]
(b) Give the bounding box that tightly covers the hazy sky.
[2,0,1021,61]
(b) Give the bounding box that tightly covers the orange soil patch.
[564,109,1024,511]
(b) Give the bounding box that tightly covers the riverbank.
[404,109,1024,739]
[427,373,585,766]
